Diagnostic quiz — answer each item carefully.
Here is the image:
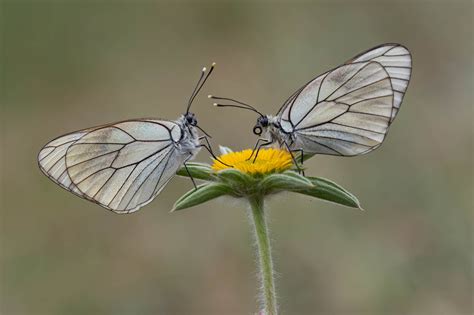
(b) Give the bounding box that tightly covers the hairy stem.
[248,195,277,315]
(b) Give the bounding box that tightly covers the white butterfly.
[211,43,412,164]
[38,64,217,214]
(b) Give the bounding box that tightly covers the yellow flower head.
[212,148,293,175]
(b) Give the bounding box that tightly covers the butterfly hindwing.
[39,119,186,213]
[38,129,91,197]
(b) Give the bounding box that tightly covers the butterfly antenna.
[208,95,264,116]
[186,67,206,113]
[186,62,216,114]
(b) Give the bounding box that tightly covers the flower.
[211,148,293,175]
[172,146,362,212]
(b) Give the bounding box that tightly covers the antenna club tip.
[213,103,218,106]
[202,67,207,72]
[208,94,213,98]
[211,62,216,66]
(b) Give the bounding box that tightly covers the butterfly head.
[253,115,270,136]
[184,112,198,126]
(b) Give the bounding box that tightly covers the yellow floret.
[212,148,293,175]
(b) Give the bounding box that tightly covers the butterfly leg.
[247,138,271,161]
[198,135,213,150]
[198,136,232,167]
[291,148,305,166]
[183,154,197,189]
[283,141,305,175]
[252,140,274,163]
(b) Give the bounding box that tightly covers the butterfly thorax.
[175,114,201,158]
[259,115,294,148]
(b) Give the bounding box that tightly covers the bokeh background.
[1,1,472,315]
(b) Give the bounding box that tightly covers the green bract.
[173,162,362,211]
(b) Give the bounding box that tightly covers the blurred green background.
[1,1,472,315]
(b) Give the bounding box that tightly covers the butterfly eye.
[253,126,262,135]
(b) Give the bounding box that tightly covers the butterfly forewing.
[277,43,411,156]
[38,119,187,213]
[347,43,412,121]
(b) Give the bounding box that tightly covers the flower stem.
[248,195,277,315]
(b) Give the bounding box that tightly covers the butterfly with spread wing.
[211,43,412,167]
[38,63,219,214]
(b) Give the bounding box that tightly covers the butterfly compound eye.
[253,126,262,135]
[185,113,197,126]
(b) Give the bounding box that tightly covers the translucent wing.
[345,43,412,121]
[38,119,187,213]
[38,129,91,198]
[278,44,411,122]
[277,44,411,156]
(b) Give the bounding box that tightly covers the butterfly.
[38,63,218,214]
[211,43,412,167]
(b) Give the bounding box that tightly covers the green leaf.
[295,176,362,209]
[260,172,314,193]
[215,169,254,186]
[172,182,234,211]
[176,162,214,181]
[310,176,359,201]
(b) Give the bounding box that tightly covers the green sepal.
[172,182,234,211]
[295,176,362,209]
[259,171,314,194]
[281,170,312,183]
[215,168,254,186]
[176,162,214,181]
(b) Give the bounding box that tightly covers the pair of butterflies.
[38,43,412,214]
